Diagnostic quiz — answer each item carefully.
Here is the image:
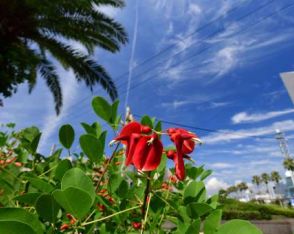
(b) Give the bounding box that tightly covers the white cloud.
[232,109,294,124]
[210,162,234,169]
[203,119,294,144]
[206,177,229,195]
[188,4,202,15]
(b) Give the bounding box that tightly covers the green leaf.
[54,159,72,181]
[185,218,200,234]
[154,121,162,132]
[92,96,112,123]
[20,127,40,142]
[141,115,153,128]
[184,181,206,204]
[116,180,129,198]
[30,133,41,154]
[186,203,213,218]
[14,193,41,206]
[216,220,262,234]
[204,209,222,234]
[61,168,95,202]
[0,208,44,234]
[81,122,103,137]
[150,193,166,213]
[111,99,119,123]
[81,122,96,136]
[59,124,75,149]
[108,173,123,193]
[35,194,60,223]
[79,134,103,163]
[53,187,93,219]
[200,169,213,181]
[99,131,107,156]
[28,177,54,193]
[186,165,204,180]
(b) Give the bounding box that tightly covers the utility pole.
[275,129,290,159]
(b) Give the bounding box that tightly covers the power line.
[63,0,276,122]
[133,114,274,141]
[64,1,294,123]
[60,0,251,118]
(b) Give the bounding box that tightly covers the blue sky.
[1,0,294,193]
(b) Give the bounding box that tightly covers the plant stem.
[95,142,120,193]
[81,205,140,226]
[141,171,151,218]
[141,193,152,234]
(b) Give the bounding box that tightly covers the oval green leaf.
[59,124,75,149]
[92,96,112,123]
[53,187,93,219]
[79,134,103,163]
[61,168,95,202]
[216,220,262,234]
[54,159,72,181]
[0,208,44,234]
[35,194,60,223]
[186,203,213,218]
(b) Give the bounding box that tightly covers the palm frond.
[32,34,118,101]
[38,59,63,114]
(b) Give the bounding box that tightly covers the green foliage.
[79,134,104,163]
[0,208,44,234]
[35,194,60,222]
[222,199,294,220]
[0,0,127,114]
[59,124,75,149]
[216,220,262,234]
[92,96,120,129]
[0,96,263,233]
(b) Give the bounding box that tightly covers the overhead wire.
[63,0,286,123]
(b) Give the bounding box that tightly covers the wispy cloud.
[210,162,234,169]
[232,109,294,124]
[203,119,294,144]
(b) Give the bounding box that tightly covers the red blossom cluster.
[111,122,201,180]
[60,214,76,231]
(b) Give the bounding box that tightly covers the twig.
[95,143,120,193]
[81,206,140,226]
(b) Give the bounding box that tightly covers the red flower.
[112,122,163,171]
[60,224,70,231]
[132,134,163,171]
[132,222,142,229]
[166,128,201,180]
[97,204,106,212]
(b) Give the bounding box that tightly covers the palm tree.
[226,186,238,199]
[271,171,281,185]
[271,171,282,204]
[237,182,248,199]
[0,0,127,114]
[283,158,294,172]
[261,173,270,194]
[283,158,294,185]
[252,175,261,194]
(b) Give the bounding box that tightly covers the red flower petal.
[132,135,163,171]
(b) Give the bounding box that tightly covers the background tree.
[252,175,261,194]
[271,171,282,205]
[237,182,248,199]
[0,0,127,114]
[283,158,294,197]
[226,186,238,199]
[261,173,270,194]
[283,158,294,172]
